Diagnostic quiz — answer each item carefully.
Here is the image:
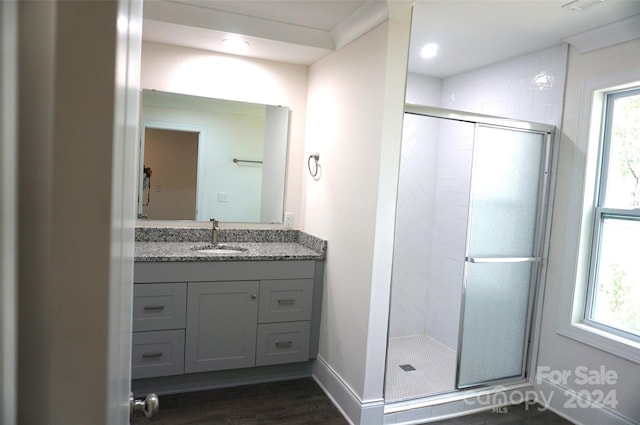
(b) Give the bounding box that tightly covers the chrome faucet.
[210,217,219,245]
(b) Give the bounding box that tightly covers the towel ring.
[308,153,320,179]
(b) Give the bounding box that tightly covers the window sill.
[557,322,640,364]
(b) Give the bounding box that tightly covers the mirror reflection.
[138,90,290,223]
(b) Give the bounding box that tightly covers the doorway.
[141,128,199,220]
[385,105,554,401]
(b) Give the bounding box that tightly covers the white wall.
[305,21,388,399]
[304,3,411,423]
[141,42,308,225]
[537,38,640,424]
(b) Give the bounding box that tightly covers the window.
[585,87,640,342]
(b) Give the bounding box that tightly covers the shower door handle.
[465,256,541,263]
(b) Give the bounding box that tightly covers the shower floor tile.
[385,334,457,402]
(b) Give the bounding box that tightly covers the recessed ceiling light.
[420,43,439,59]
[222,37,249,53]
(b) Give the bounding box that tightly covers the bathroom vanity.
[131,226,326,396]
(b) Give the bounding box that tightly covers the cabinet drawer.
[133,283,186,331]
[256,321,310,366]
[131,330,185,379]
[258,279,313,323]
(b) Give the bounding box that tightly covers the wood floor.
[130,378,572,425]
[130,378,347,425]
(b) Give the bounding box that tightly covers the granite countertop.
[134,227,327,262]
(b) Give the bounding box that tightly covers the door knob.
[130,392,159,418]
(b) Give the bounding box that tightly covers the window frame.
[554,70,640,365]
[583,88,640,343]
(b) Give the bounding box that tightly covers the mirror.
[138,90,290,223]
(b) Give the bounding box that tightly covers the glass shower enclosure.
[385,104,555,402]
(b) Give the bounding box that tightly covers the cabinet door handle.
[275,341,293,349]
[144,305,165,311]
[277,298,295,305]
[250,293,257,300]
[141,352,163,359]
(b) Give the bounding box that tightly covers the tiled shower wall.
[389,75,441,338]
[441,44,568,127]
[425,119,474,349]
[389,44,568,346]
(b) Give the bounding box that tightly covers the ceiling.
[142,0,640,78]
[142,0,386,65]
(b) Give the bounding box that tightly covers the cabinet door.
[185,281,259,373]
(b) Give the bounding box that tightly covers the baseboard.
[384,382,536,424]
[313,355,385,425]
[535,376,637,425]
[131,361,313,396]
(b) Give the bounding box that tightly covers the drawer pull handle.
[275,341,293,349]
[144,305,165,311]
[141,352,163,359]
[277,299,295,305]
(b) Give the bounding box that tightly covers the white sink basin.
[193,244,247,255]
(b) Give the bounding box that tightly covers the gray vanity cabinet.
[185,281,259,373]
[132,260,323,387]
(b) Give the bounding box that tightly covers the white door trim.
[0,1,18,423]
[108,0,143,423]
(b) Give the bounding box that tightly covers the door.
[142,128,199,220]
[185,281,259,373]
[457,125,551,388]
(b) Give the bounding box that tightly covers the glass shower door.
[457,125,550,388]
